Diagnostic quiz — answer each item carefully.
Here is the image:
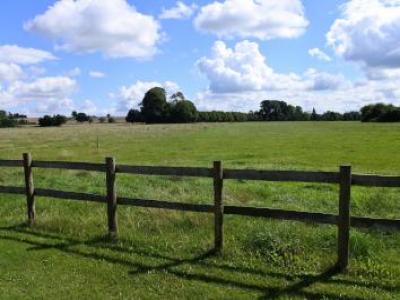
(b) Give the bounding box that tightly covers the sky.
[1,0,400,116]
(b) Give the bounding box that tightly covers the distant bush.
[98,117,106,123]
[140,87,169,123]
[170,100,198,123]
[125,109,143,123]
[38,115,67,127]
[75,112,90,123]
[0,111,18,127]
[361,103,400,122]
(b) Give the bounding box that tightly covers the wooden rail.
[1,154,400,272]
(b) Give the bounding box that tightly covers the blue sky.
[0,0,399,116]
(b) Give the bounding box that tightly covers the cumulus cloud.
[0,76,77,114]
[66,67,81,77]
[194,40,397,113]
[197,40,299,92]
[308,48,331,62]
[25,0,161,59]
[194,0,308,40]
[327,0,400,68]
[79,99,98,115]
[0,45,56,65]
[197,40,344,95]
[114,80,180,113]
[0,63,23,82]
[160,1,197,20]
[304,69,347,91]
[89,71,106,79]
[195,78,400,114]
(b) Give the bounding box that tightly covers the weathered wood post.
[22,153,35,225]
[338,165,351,271]
[106,157,117,237]
[213,161,224,252]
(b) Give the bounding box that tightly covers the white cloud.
[0,45,56,65]
[195,80,400,114]
[0,76,77,114]
[115,80,180,112]
[89,71,106,79]
[304,69,347,91]
[160,1,197,20]
[308,48,331,62]
[194,0,308,40]
[194,40,400,113]
[79,99,98,115]
[67,67,81,77]
[0,63,23,82]
[197,40,298,93]
[327,0,400,68]
[197,40,344,95]
[35,98,75,115]
[25,0,161,59]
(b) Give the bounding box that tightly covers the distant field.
[0,122,399,299]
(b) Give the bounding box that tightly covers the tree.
[311,108,319,121]
[170,91,185,102]
[0,110,17,128]
[125,109,143,123]
[140,87,169,123]
[170,100,198,123]
[360,103,396,122]
[38,115,67,127]
[342,111,361,121]
[71,111,78,119]
[76,112,90,122]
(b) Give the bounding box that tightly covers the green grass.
[0,122,400,299]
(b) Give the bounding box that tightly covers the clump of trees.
[360,103,400,122]
[125,87,363,124]
[72,111,91,123]
[126,87,199,124]
[0,111,28,127]
[38,115,67,127]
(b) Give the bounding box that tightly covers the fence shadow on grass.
[0,223,398,299]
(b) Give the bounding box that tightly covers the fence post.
[213,161,224,252]
[106,157,117,237]
[337,165,351,271]
[22,153,35,225]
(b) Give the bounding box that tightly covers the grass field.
[0,122,400,299]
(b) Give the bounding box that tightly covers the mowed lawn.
[0,122,399,299]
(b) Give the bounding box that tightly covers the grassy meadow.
[0,121,400,299]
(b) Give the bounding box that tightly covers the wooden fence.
[1,153,400,271]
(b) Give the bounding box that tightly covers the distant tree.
[76,112,90,122]
[107,116,116,123]
[360,103,396,122]
[71,111,78,119]
[170,100,198,123]
[140,87,169,123]
[342,111,361,121]
[98,117,106,123]
[311,108,319,121]
[38,115,67,127]
[320,111,342,121]
[0,110,17,128]
[170,91,185,102]
[88,116,94,124]
[125,109,143,123]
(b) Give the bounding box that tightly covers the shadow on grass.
[0,223,398,299]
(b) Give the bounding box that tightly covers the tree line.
[2,87,400,128]
[0,111,27,128]
[125,87,362,123]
